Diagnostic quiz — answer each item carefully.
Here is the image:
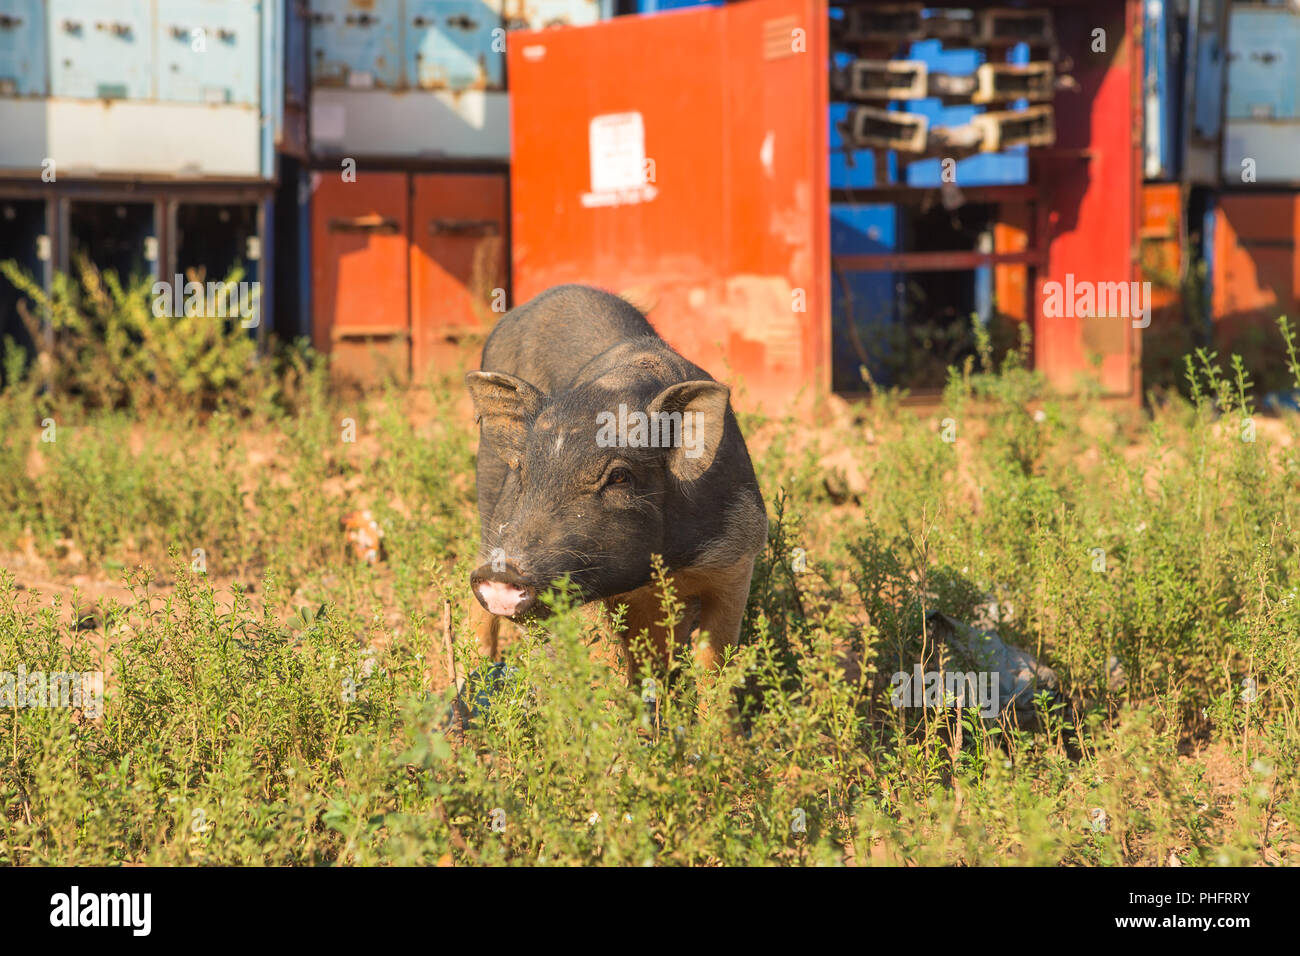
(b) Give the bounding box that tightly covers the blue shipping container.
[0,0,47,97]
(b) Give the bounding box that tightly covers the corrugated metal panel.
[1142,0,1178,180]
[283,0,310,146]
[1187,0,1227,185]
[1140,182,1182,320]
[1225,5,1299,121]
[0,0,46,97]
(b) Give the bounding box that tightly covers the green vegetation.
[0,269,1297,864]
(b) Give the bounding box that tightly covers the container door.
[410,172,507,382]
[1212,194,1298,342]
[1221,5,1300,183]
[156,0,262,106]
[311,171,411,382]
[309,0,404,88]
[0,0,46,97]
[49,0,154,100]
[406,0,505,92]
[1035,0,1139,397]
[508,0,829,412]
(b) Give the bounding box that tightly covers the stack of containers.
[0,1,310,348]
[1205,2,1300,354]
[827,4,1048,391]
[306,0,612,383]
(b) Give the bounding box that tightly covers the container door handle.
[329,215,401,235]
[429,218,499,237]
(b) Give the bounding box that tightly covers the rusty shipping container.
[311,168,508,382]
[507,0,1146,410]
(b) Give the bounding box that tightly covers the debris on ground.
[342,510,385,564]
[923,610,1062,724]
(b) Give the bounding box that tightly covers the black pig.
[466,285,768,677]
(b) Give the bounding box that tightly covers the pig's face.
[466,370,729,618]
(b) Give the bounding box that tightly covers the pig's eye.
[605,467,633,487]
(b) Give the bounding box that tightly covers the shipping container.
[1210,193,1299,336]
[510,0,830,409]
[309,167,509,382]
[0,0,47,98]
[1221,3,1300,185]
[1142,0,1183,180]
[67,199,160,281]
[509,0,1144,408]
[0,1,302,180]
[308,0,611,161]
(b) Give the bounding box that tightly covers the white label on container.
[312,101,346,142]
[581,112,657,209]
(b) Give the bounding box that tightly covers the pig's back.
[481,285,659,392]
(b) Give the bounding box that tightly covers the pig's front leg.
[691,555,757,671]
[470,599,501,660]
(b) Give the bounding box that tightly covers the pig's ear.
[647,380,730,482]
[466,370,545,467]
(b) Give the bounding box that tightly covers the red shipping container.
[508,0,830,412]
[508,0,1144,408]
[1213,194,1299,327]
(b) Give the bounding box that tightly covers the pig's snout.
[470,562,537,618]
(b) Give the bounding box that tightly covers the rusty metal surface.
[508,0,829,412]
[310,170,410,370]
[410,171,507,382]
